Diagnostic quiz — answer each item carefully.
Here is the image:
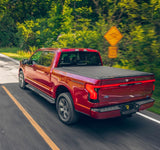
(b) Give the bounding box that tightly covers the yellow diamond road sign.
[104,26,123,46]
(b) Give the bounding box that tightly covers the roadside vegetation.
[0,0,159,114]
[0,47,32,60]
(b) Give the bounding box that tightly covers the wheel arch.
[55,85,75,104]
[19,68,24,74]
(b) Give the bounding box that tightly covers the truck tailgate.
[99,76,155,105]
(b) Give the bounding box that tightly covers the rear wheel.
[56,92,79,124]
[19,71,26,89]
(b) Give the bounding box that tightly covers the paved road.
[0,54,160,150]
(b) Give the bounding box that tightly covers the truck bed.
[55,66,153,79]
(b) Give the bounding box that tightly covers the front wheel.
[19,71,26,89]
[56,92,79,124]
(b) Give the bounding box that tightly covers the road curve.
[0,54,160,150]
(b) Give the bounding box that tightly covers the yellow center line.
[2,86,60,150]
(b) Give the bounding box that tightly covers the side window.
[40,51,55,66]
[31,51,55,66]
[31,51,42,64]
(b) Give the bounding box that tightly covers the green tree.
[0,0,8,20]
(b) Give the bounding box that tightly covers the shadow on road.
[2,82,144,131]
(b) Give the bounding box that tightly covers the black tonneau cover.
[55,66,153,79]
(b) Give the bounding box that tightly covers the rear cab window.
[58,51,102,67]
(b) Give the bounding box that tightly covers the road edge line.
[2,85,60,150]
[137,112,160,124]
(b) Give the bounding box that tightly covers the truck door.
[26,50,55,95]
[25,51,42,86]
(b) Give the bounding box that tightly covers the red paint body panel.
[19,48,155,120]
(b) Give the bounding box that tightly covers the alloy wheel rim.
[59,98,70,121]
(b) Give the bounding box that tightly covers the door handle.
[36,70,49,75]
[36,70,45,74]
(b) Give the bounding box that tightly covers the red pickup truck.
[19,48,155,124]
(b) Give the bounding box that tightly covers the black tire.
[56,92,79,124]
[19,71,26,89]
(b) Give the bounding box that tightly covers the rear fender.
[53,84,75,104]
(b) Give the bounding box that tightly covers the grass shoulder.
[0,47,32,60]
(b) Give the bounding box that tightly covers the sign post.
[104,26,123,59]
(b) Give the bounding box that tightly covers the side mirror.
[21,59,31,65]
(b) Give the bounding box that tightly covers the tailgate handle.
[119,82,142,87]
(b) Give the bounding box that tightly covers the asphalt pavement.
[0,54,160,150]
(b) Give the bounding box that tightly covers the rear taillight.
[86,84,99,102]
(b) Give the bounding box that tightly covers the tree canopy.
[0,0,160,76]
